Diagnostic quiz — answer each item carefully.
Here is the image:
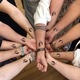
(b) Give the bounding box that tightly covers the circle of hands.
[24,33,53,73]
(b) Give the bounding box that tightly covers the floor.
[12,0,68,80]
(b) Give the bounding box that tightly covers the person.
[22,0,65,72]
[45,51,80,80]
[0,47,35,80]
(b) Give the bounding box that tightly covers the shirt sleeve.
[0,36,3,47]
[34,0,51,25]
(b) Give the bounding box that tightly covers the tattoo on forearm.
[38,40,43,47]
[57,53,61,57]
[12,44,16,48]
[21,38,26,42]
[29,28,33,32]
[59,40,63,43]
[52,61,56,65]
[53,28,58,32]
[14,50,19,54]
[23,59,28,63]
[52,11,56,16]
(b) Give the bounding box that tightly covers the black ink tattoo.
[53,28,58,32]
[57,53,61,57]
[23,59,28,63]
[59,40,63,43]
[21,38,26,42]
[14,50,19,54]
[52,61,55,65]
[29,28,32,32]
[52,12,56,16]
[12,44,16,48]
[38,40,43,47]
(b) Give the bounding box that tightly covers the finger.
[37,63,43,71]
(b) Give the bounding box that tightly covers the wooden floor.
[12,0,68,80]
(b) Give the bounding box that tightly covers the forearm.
[47,0,64,30]
[0,22,29,45]
[0,40,22,50]
[50,51,74,61]
[48,57,80,80]
[0,55,31,80]
[0,47,23,62]
[52,23,80,48]
[0,0,35,38]
[51,0,80,36]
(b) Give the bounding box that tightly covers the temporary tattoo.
[52,12,56,16]
[52,61,56,65]
[38,40,43,47]
[53,28,58,32]
[23,59,28,63]
[29,28,32,32]
[59,40,63,43]
[14,50,19,54]
[56,53,61,57]
[21,38,26,42]
[12,44,16,48]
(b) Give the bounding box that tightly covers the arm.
[0,52,35,80]
[0,0,35,38]
[51,23,80,49]
[0,40,21,50]
[46,0,64,30]
[0,46,29,62]
[46,52,80,80]
[34,0,51,72]
[46,0,80,43]
[0,22,36,50]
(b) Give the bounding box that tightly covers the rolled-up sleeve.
[34,0,51,25]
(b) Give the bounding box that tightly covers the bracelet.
[50,42,60,51]
[37,48,45,53]
[19,46,25,56]
[35,26,46,31]
[29,52,35,62]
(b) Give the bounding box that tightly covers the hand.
[46,30,54,44]
[23,46,33,55]
[45,49,53,64]
[25,39,36,51]
[37,51,48,72]
[45,44,53,53]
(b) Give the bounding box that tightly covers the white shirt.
[34,0,51,25]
